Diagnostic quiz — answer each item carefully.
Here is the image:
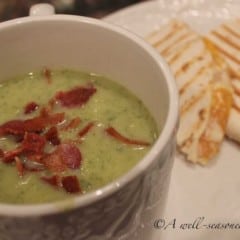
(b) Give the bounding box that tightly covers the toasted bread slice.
[206,19,240,143]
[147,20,232,164]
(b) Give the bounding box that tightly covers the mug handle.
[29,4,55,16]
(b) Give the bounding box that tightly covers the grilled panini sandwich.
[206,19,240,143]
[147,20,232,164]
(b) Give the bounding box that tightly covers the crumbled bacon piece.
[41,175,61,188]
[35,112,65,126]
[48,98,56,109]
[1,133,46,163]
[38,112,65,128]
[62,175,81,193]
[22,132,46,155]
[57,143,82,169]
[46,112,65,125]
[45,126,61,145]
[15,157,24,177]
[0,119,40,137]
[55,86,96,108]
[105,127,151,146]
[14,135,24,143]
[39,99,56,117]
[61,117,81,131]
[78,122,94,138]
[42,143,81,172]
[39,107,50,118]
[0,113,65,138]
[3,147,23,163]
[23,117,46,133]
[0,120,26,136]
[41,175,81,194]
[43,152,67,173]
[0,149,4,159]
[43,68,52,84]
[24,102,39,114]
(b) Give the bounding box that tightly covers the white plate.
[104,1,240,240]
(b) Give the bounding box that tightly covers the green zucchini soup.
[0,69,158,204]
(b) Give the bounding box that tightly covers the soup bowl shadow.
[0,13,178,240]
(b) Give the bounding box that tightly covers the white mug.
[0,4,178,240]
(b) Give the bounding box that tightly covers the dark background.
[0,0,150,21]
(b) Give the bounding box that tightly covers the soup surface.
[0,69,158,204]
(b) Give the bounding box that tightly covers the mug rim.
[0,14,179,217]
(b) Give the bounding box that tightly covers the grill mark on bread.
[233,88,240,97]
[175,51,212,89]
[175,51,211,81]
[146,21,178,44]
[232,93,240,109]
[167,42,197,68]
[223,24,240,39]
[148,21,184,48]
[181,108,207,149]
[168,39,201,66]
[167,44,206,79]
[232,80,240,96]
[214,44,240,64]
[180,109,206,149]
[180,134,193,149]
[155,29,190,55]
[208,34,240,65]
[175,54,202,77]
[224,58,240,78]
[212,30,240,52]
[199,109,207,121]
[179,67,208,95]
[233,101,240,111]
[233,103,240,112]
[181,88,207,115]
[164,34,197,62]
[161,31,194,56]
